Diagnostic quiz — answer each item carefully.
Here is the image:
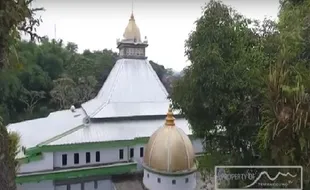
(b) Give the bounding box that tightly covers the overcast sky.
[31,0,280,71]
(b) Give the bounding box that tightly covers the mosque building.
[7,12,205,190]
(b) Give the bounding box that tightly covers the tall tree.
[0,0,42,189]
[257,0,310,187]
[171,1,278,187]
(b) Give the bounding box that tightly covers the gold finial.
[165,106,175,127]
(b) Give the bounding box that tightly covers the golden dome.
[123,13,141,42]
[143,107,196,173]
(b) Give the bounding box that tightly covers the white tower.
[142,107,197,190]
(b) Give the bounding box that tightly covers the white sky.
[31,0,280,71]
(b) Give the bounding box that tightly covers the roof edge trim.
[25,135,198,157]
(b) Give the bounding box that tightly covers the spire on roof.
[131,0,134,15]
[165,106,175,127]
[123,0,141,43]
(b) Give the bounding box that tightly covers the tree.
[257,0,310,187]
[75,76,98,104]
[0,0,43,69]
[50,77,77,109]
[0,0,43,189]
[170,1,277,187]
[19,89,45,114]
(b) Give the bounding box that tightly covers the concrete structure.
[7,12,204,190]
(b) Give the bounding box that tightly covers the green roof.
[16,162,137,183]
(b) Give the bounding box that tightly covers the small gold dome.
[143,107,196,173]
[123,13,141,42]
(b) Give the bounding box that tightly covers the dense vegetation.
[171,0,310,188]
[0,39,173,125]
[0,0,44,189]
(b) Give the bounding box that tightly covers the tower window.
[96,151,100,162]
[130,148,134,158]
[157,178,161,183]
[74,153,79,164]
[86,152,91,163]
[119,149,124,160]
[172,179,176,185]
[147,173,149,178]
[140,147,144,157]
[62,154,67,166]
[185,178,189,183]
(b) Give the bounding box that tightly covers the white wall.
[53,146,129,168]
[129,144,145,171]
[143,169,196,190]
[191,139,204,154]
[19,152,54,173]
[53,139,203,169]
[17,180,54,190]
[55,179,112,190]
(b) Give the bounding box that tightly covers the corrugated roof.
[46,118,191,146]
[7,109,85,158]
[82,59,170,118]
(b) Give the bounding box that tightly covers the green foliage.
[8,131,21,172]
[171,1,279,187]
[172,0,310,188]
[0,0,43,69]
[256,0,310,187]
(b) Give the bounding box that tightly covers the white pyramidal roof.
[82,59,172,119]
[6,57,190,156]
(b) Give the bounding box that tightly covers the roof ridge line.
[145,60,169,97]
[37,124,85,146]
[90,61,125,117]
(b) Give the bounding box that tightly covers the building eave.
[16,162,137,183]
[23,134,198,161]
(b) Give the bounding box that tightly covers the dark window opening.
[74,153,79,164]
[147,173,149,178]
[119,149,124,160]
[157,178,161,183]
[94,180,98,189]
[96,151,100,162]
[185,178,189,183]
[62,154,67,166]
[130,148,134,158]
[140,147,144,157]
[172,179,176,185]
[86,152,91,163]
[66,184,70,190]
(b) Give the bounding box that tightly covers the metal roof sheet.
[7,109,85,158]
[82,59,170,118]
[47,118,192,146]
